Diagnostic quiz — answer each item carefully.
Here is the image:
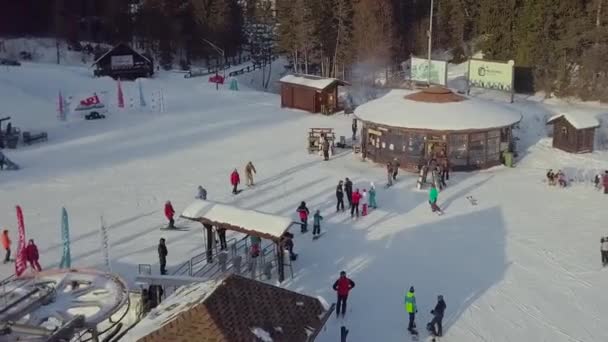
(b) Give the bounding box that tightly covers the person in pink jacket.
[26,239,41,272]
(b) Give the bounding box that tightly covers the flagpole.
[427,0,434,87]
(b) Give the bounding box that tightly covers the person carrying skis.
[245,161,257,187]
[230,169,240,194]
[351,189,361,218]
[195,185,207,200]
[297,201,310,233]
[368,182,377,209]
[336,180,345,212]
[313,210,323,237]
[405,286,417,333]
[427,295,446,337]
[1,230,10,264]
[332,271,355,317]
[164,201,175,229]
[429,184,442,213]
[25,239,41,272]
[344,178,353,208]
[386,162,393,186]
[158,238,168,275]
[601,237,608,266]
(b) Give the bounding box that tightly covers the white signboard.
[111,55,134,69]
[468,59,514,92]
[410,57,448,86]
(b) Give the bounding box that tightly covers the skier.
[386,162,393,187]
[368,182,377,209]
[336,180,345,212]
[361,189,368,216]
[601,237,608,266]
[332,271,355,317]
[158,238,168,275]
[427,295,446,337]
[296,201,310,233]
[1,230,10,264]
[195,185,207,200]
[352,119,358,141]
[392,158,400,181]
[405,286,417,333]
[230,169,240,194]
[344,178,353,208]
[164,201,175,229]
[429,184,442,214]
[603,170,608,194]
[25,239,41,272]
[313,210,323,237]
[245,161,257,187]
[351,189,361,218]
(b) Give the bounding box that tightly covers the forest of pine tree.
[1,0,607,99]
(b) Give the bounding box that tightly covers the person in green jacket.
[405,286,417,333]
[429,184,442,213]
[312,210,323,237]
[368,182,377,209]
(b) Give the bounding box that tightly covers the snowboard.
[466,195,478,205]
[312,231,326,240]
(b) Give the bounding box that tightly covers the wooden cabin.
[546,113,600,153]
[92,43,154,79]
[279,74,349,114]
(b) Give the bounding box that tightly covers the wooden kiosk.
[280,74,349,114]
[546,113,600,153]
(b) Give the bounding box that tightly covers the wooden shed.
[546,113,600,153]
[279,74,349,114]
[92,43,154,79]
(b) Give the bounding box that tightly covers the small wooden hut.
[280,74,349,114]
[92,43,154,79]
[546,113,600,153]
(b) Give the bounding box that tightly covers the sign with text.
[111,55,134,69]
[410,57,448,86]
[468,59,514,92]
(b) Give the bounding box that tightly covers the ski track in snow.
[0,62,607,342]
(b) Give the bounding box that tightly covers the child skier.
[351,189,361,218]
[368,182,377,209]
[313,210,323,237]
[230,169,240,194]
[296,202,310,233]
[429,184,442,214]
[164,201,175,229]
[361,189,368,216]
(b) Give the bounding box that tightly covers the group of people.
[230,161,257,194]
[404,286,447,337]
[1,229,41,271]
[594,170,608,193]
[546,169,568,187]
[296,201,325,238]
[336,178,378,218]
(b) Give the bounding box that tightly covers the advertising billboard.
[111,55,134,69]
[410,57,448,86]
[468,59,514,92]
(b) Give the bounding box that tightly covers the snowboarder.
[344,178,353,208]
[368,182,377,209]
[429,184,442,213]
[313,210,323,237]
[405,286,417,333]
[336,181,345,212]
[195,185,207,200]
[603,171,608,194]
[1,230,10,264]
[297,201,310,233]
[158,238,168,275]
[386,162,393,187]
[230,169,240,194]
[332,271,355,317]
[601,237,608,266]
[361,189,368,216]
[352,119,358,141]
[392,158,400,181]
[164,201,175,229]
[25,239,41,272]
[217,228,227,250]
[245,161,257,187]
[351,189,361,218]
[427,295,446,337]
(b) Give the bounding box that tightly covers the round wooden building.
[354,87,522,171]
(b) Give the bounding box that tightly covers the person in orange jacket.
[1,230,10,264]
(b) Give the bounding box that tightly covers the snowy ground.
[1,61,608,342]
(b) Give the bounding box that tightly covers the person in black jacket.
[336,181,345,212]
[158,238,168,275]
[427,295,446,337]
[344,178,353,208]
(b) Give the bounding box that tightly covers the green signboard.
[468,59,514,92]
[410,57,448,86]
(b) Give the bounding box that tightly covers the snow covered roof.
[547,113,600,129]
[92,42,151,66]
[354,89,522,131]
[279,74,349,91]
[181,200,296,240]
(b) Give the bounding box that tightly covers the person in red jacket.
[350,189,362,218]
[333,271,355,317]
[26,239,41,272]
[230,169,240,194]
[164,201,175,229]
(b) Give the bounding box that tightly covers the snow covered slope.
[0,63,607,342]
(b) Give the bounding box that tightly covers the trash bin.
[503,151,513,167]
[6,136,18,149]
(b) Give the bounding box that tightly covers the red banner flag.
[15,206,27,277]
[79,94,100,107]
